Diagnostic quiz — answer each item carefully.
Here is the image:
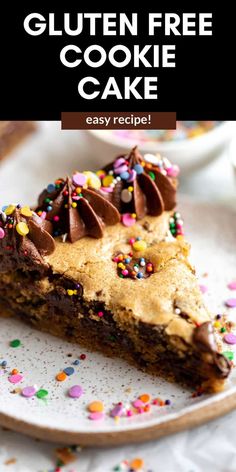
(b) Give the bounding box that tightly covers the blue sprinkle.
[125,258,131,263]
[73,359,80,366]
[47,184,56,193]
[47,205,53,212]
[63,366,75,376]
[137,272,144,279]
[136,236,141,241]
[134,164,144,174]
[120,171,130,180]
[1,360,7,367]
[2,205,7,212]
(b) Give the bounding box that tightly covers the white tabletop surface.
[0,123,236,472]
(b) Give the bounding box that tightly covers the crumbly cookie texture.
[44,214,209,344]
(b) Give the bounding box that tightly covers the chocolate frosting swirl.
[193,321,231,378]
[0,205,55,273]
[102,147,177,219]
[36,176,120,243]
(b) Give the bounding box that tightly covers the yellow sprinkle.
[176,235,184,241]
[102,175,114,187]
[96,170,105,177]
[20,206,33,217]
[117,263,125,269]
[76,187,82,194]
[67,289,74,296]
[128,186,134,192]
[133,240,147,252]
[5,204,16,215]
[71,202,77,208]
[214,321,221,328]
[83,171,101,189]
[73,290,77,295]
[131,213,136,218]
[64,204,68,209]
[16,222,29,236]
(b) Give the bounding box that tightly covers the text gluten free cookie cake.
[0,147,231,393]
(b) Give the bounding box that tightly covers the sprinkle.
[21,386,37,397]
[87,401,104,413]
[56,372,67,381]
[122,213,136,227]
[199,284,208,294]
[133,164,144,175]
[223,351,234,361]
[72,172,86,187]
[228,281,236,290]
[8,374,23,384]
[133,240,147,252]
[214,321,221,328]
[63,367,75,376]
[114,157,126,168]
[16,222,29,236]
[47,183,56,193]
[120,171,130,180]
[73,359,80,365]
[224,333,236,344]
[133,399,144,408]
[121,189,132,203]
[36,389,48,399]
[68,385,83,398]
[98,311,104,317]
[0,227,5,239]
[20,206,33,217]
[221,327,226,333]
[139,393,151,403]
[88,412,104,421]
[130,458,144,470]
[103,175,114,187]
[225,298,236,308]
[1,360,7,368]
[10,339,21,348]
[4,205,15,216]
[165,399,171,405]
[110,403,123,417]
[67,289,74,296]
[80,354,86,360]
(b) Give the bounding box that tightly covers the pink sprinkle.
[199,284,208,294]
[88,412,104,421]
[40,211,47,220]
[129,238,136,245]
[121,269,129,276]
[100,186,113,193]
[114,164,128,175]
[68,385,83,399]
[228,281,236,290]
[72,172,86,187]
[224,333,236,344]
[98,311,104,317]
[127,169,137,182]
[114,157,126,169]
[21,386,37,397]
[167,164,180,177]
[0,228,5,239]
[122,213,136,227]
[110,403,123,417]
[126,410,133,417]
[53,215,60,222]
[132,399,144,408]
[225,298,236,308]
[8,374,23,384]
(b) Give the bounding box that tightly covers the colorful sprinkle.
[130,458,144,470]
[228,281,236,290]
[121,213,136,227]
[110,403,124,418]
[56,372,67,381]
[88,412,104,421]
[225,298,236,308]
[72,172,86,187]
[68,385,83,398]
[223,351,234,361]
[21,386,37,397]
[199,284,208,294]
[133,240,147,252]
[0,227,5,239]
[16,222,29,236]
[224,333,236,344]
[20,206,33,217]
[80,354,86,360]
[63,367,75,376]
[8,374,23,384]
[10,339,21,348]
[87,401,104,413]
[36,389,48,399]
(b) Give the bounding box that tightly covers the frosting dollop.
[36,175,120,243]
[100,147,177,224]
[0,204,55,273]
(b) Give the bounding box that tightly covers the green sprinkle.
[10,339,21,348]
[221,327,226,333]
[119,274,124,278]
[148,171,155,180]
[36,389,48,399]
[223,351,234,361]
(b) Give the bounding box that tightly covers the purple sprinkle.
[228,281,236,290]
[225,298,236,308]
[216,314,222,319]
[68,385,83,398]
[224,333,236,345]
[199,284,208,294]
[21,386,37,397]
[110,403,124,417]
[165,399,171,405]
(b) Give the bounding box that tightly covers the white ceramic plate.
[1,200,236,445]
